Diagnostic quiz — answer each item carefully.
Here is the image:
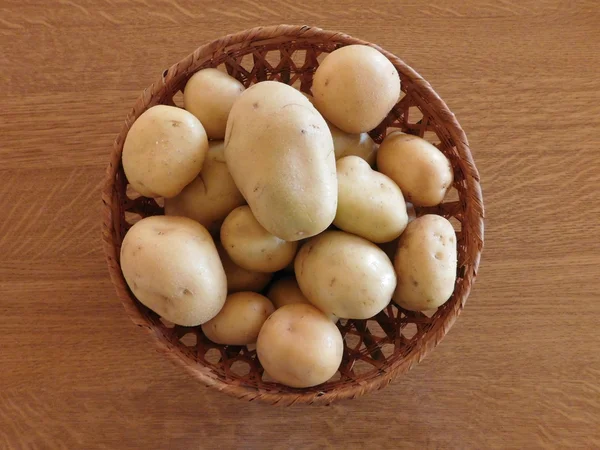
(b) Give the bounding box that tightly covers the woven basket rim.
[101,24,484,405]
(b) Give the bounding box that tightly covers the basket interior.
[113,38,471,398]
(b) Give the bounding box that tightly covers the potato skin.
[267,277,310,309]
[334,156,408,243]
[201,292,274,345]
[393,214,457,311]
[216,244,273,293]
[220,206,298,273]
[224,81,337,241]
[256,303,343,388]
[120,215,227,326]
[312,45,400,133]
[377,132,453,207]
[329,121,378,165]
[183,68,245,139]
[267,277,338,322]
[295,231,396,319]
[122,105,208,198]
[164,140,245,233]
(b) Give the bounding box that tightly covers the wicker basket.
[102,25,484,405]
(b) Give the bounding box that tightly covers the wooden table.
[2,1,599,448]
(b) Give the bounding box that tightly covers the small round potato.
[120,215,226,326]
[295,231,396,319]
[221,206,298,272]
[217,244,273,293]
[256,303,343,388]
[183,68,245,139]
[267,277,338,322]
[393,214,457,311]
[335,156,408,243]
[267,277,309,309]
[122,105,208,198]
[201,292,275,345]
[329,121,378,165]
[377,132,453,207]
[164,141,245,233]
[312,45,400,133]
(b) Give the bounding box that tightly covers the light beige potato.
[120,215,226,326]
[122,105,208,198]
[256,303,343,388]
[312,45,400,133]
[225,81,337,241]
[335,156,408,243]
[295,231,396,319]
[183,68,245,139]
[220,206,298,272]
[267,277,338,322]
[302,93,377,165]
[329,121,378,165]
[267,277,309,309]
[377,132,453,207]
[164,141,245,233]
[201,292,274,345]
[393,214,457,311]
[216,244,272,293]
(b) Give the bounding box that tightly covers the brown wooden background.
[1,0,599,448]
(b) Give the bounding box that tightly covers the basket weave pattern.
[102,25,484,405]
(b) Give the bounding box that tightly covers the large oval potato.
[393,214,457,311]
[164,140,245,233]
[201,292,274,345]
[335,156,408,243]
[217,244,272,293]
[122,105,208,198]
[183,68,245,139]
[257,303,343,388]
[225,81,337,241]
[120,215,226,326]
[377,132,453,207]
[220,206,298,272]
[312,45,400,133]
[295,231,396,319]
[267,277,337,322]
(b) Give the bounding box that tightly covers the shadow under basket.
[101,25,484,405]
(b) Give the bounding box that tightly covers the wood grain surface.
[1,0,599,448]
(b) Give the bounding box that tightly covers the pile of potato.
[120,45,456,389]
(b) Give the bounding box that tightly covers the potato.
[164,141,245,233]
[329,121,378,165]
[225,81,337,241]
[267,277,337,322]
[393,214,457,311]
[335,156,408,243]
[122,105,208,198]
[220,206,298,272]
[217,244,272,293]
[377,132,453,207]
[201,292,274,345]
[312,45,400,133]
[183,68,245,139]
[256,304,343,388]
[120,215,226,326]
[303,92,377,165]
[295,231,396,319]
